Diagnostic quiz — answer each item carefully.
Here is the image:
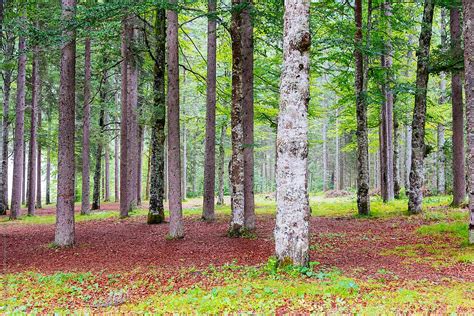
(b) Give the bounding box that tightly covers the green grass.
[2,263,473,314]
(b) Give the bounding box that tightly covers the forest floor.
[1,194,473,313]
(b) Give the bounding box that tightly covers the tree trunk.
[408,0,434,214]
[463,0,474,244]
[229,0,245,236]
[242,0,255,231]
[36,110,42,209]
[322,116,328,191]
[46,136,51,205]
[10,33,27,219]
[114,86,120,203]
[147,7,167,224]
[275,0,310,267]
[120,17,130,217]
[355,0,370,215]
[217,124,226,206]
[451,6,465,206]
[145,145,151,201]
[0,39,13,215]
[92,108,104,210]
[202,0,217,221]
[55,0,76,246]
[105,143,110,202]
[181,108,187,200]
[393,114,401,198]
[380,0,394,203]
[81,37,92,215]
[167,1,184,238]
[27,44,40,216]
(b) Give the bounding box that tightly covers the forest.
[1,0,474,313]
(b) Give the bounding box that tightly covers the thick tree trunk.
[81,37,92,215]
[167,0,184,238]
[229,0,245,236]
[275,0,310,267]
[202,0,217,221]
[55,0,76,246]
[27,45,40,216]
[451,6,465,206]
[120,17,130,217]
[355,0,370,215]
[242,0,255,231]
[147,8,167,224]
[217,124,226,206]
[10,34,27,219]
[463,0,474,244]
[408,0,434,214]
[380,0,394,202]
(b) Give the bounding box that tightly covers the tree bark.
[36,110,42,209]
[393,114,401,198]
[451,6,465,206]
[242,0,255,231]
[322,115,328,191]
[355,0,370,215]
[92,108,104,210]
[147,7,167,224]
[167,0,184,238]
[275,0,310,267]
[105,143,110,202]
[463,0,474,244]
[27,44,40,216]
[408,0,434,214]
[229,0,245,236]
[10,33,27,219]
[202,0,217,221]
[136,124,142,205]
[380,0,394,203]
[0,38,13,215]
[120,17,130,217]
[217,123,226,205]
[55,0,76,246]
[81,37,92,215]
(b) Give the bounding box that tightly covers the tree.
[408,0,435,214]
[437,8,448,195]
[450,6,465,206]
[120,17,130,218]
[354,0,370,215]
[27,41,40,216]
[380,0,394,203]
[167,0,184,238]
[463,0,474,244]
[10,31,26,220]
[242,0,255,231]
[229,0,245,235]
[148,6,166,224]
[55,0,77,246]
[275,0,311,267]
[81,37,92,215]
[202,0,217,222]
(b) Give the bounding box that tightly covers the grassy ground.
[1,193,473,313]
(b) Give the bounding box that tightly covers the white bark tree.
[275,0,311,267]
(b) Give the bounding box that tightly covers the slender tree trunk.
[0,40,13,215]
[408,0,434,214]
[463,0,474,244]
[275,0,310,267]
[105,144,110,202]
[36,110,42,209]
[393,115,401,198]
[27,44,40,216]
[114,87,120,203]
[22,140,27,206]
[229,0,245,236]
[92,108,104,210]
[145,145,151,201]
[167,0,184,237]
[322,116,328,191]
[147,7,167,224]
[335,112,340,190]
[355,0,370,215]
[181,107,187,200]
[10,33,27,219]
[55,0,77,246]
[202,0,217,221]
[81,37,92,215]
[451,6,465,206]
[217,124,226,206]
[380,0,394,202]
